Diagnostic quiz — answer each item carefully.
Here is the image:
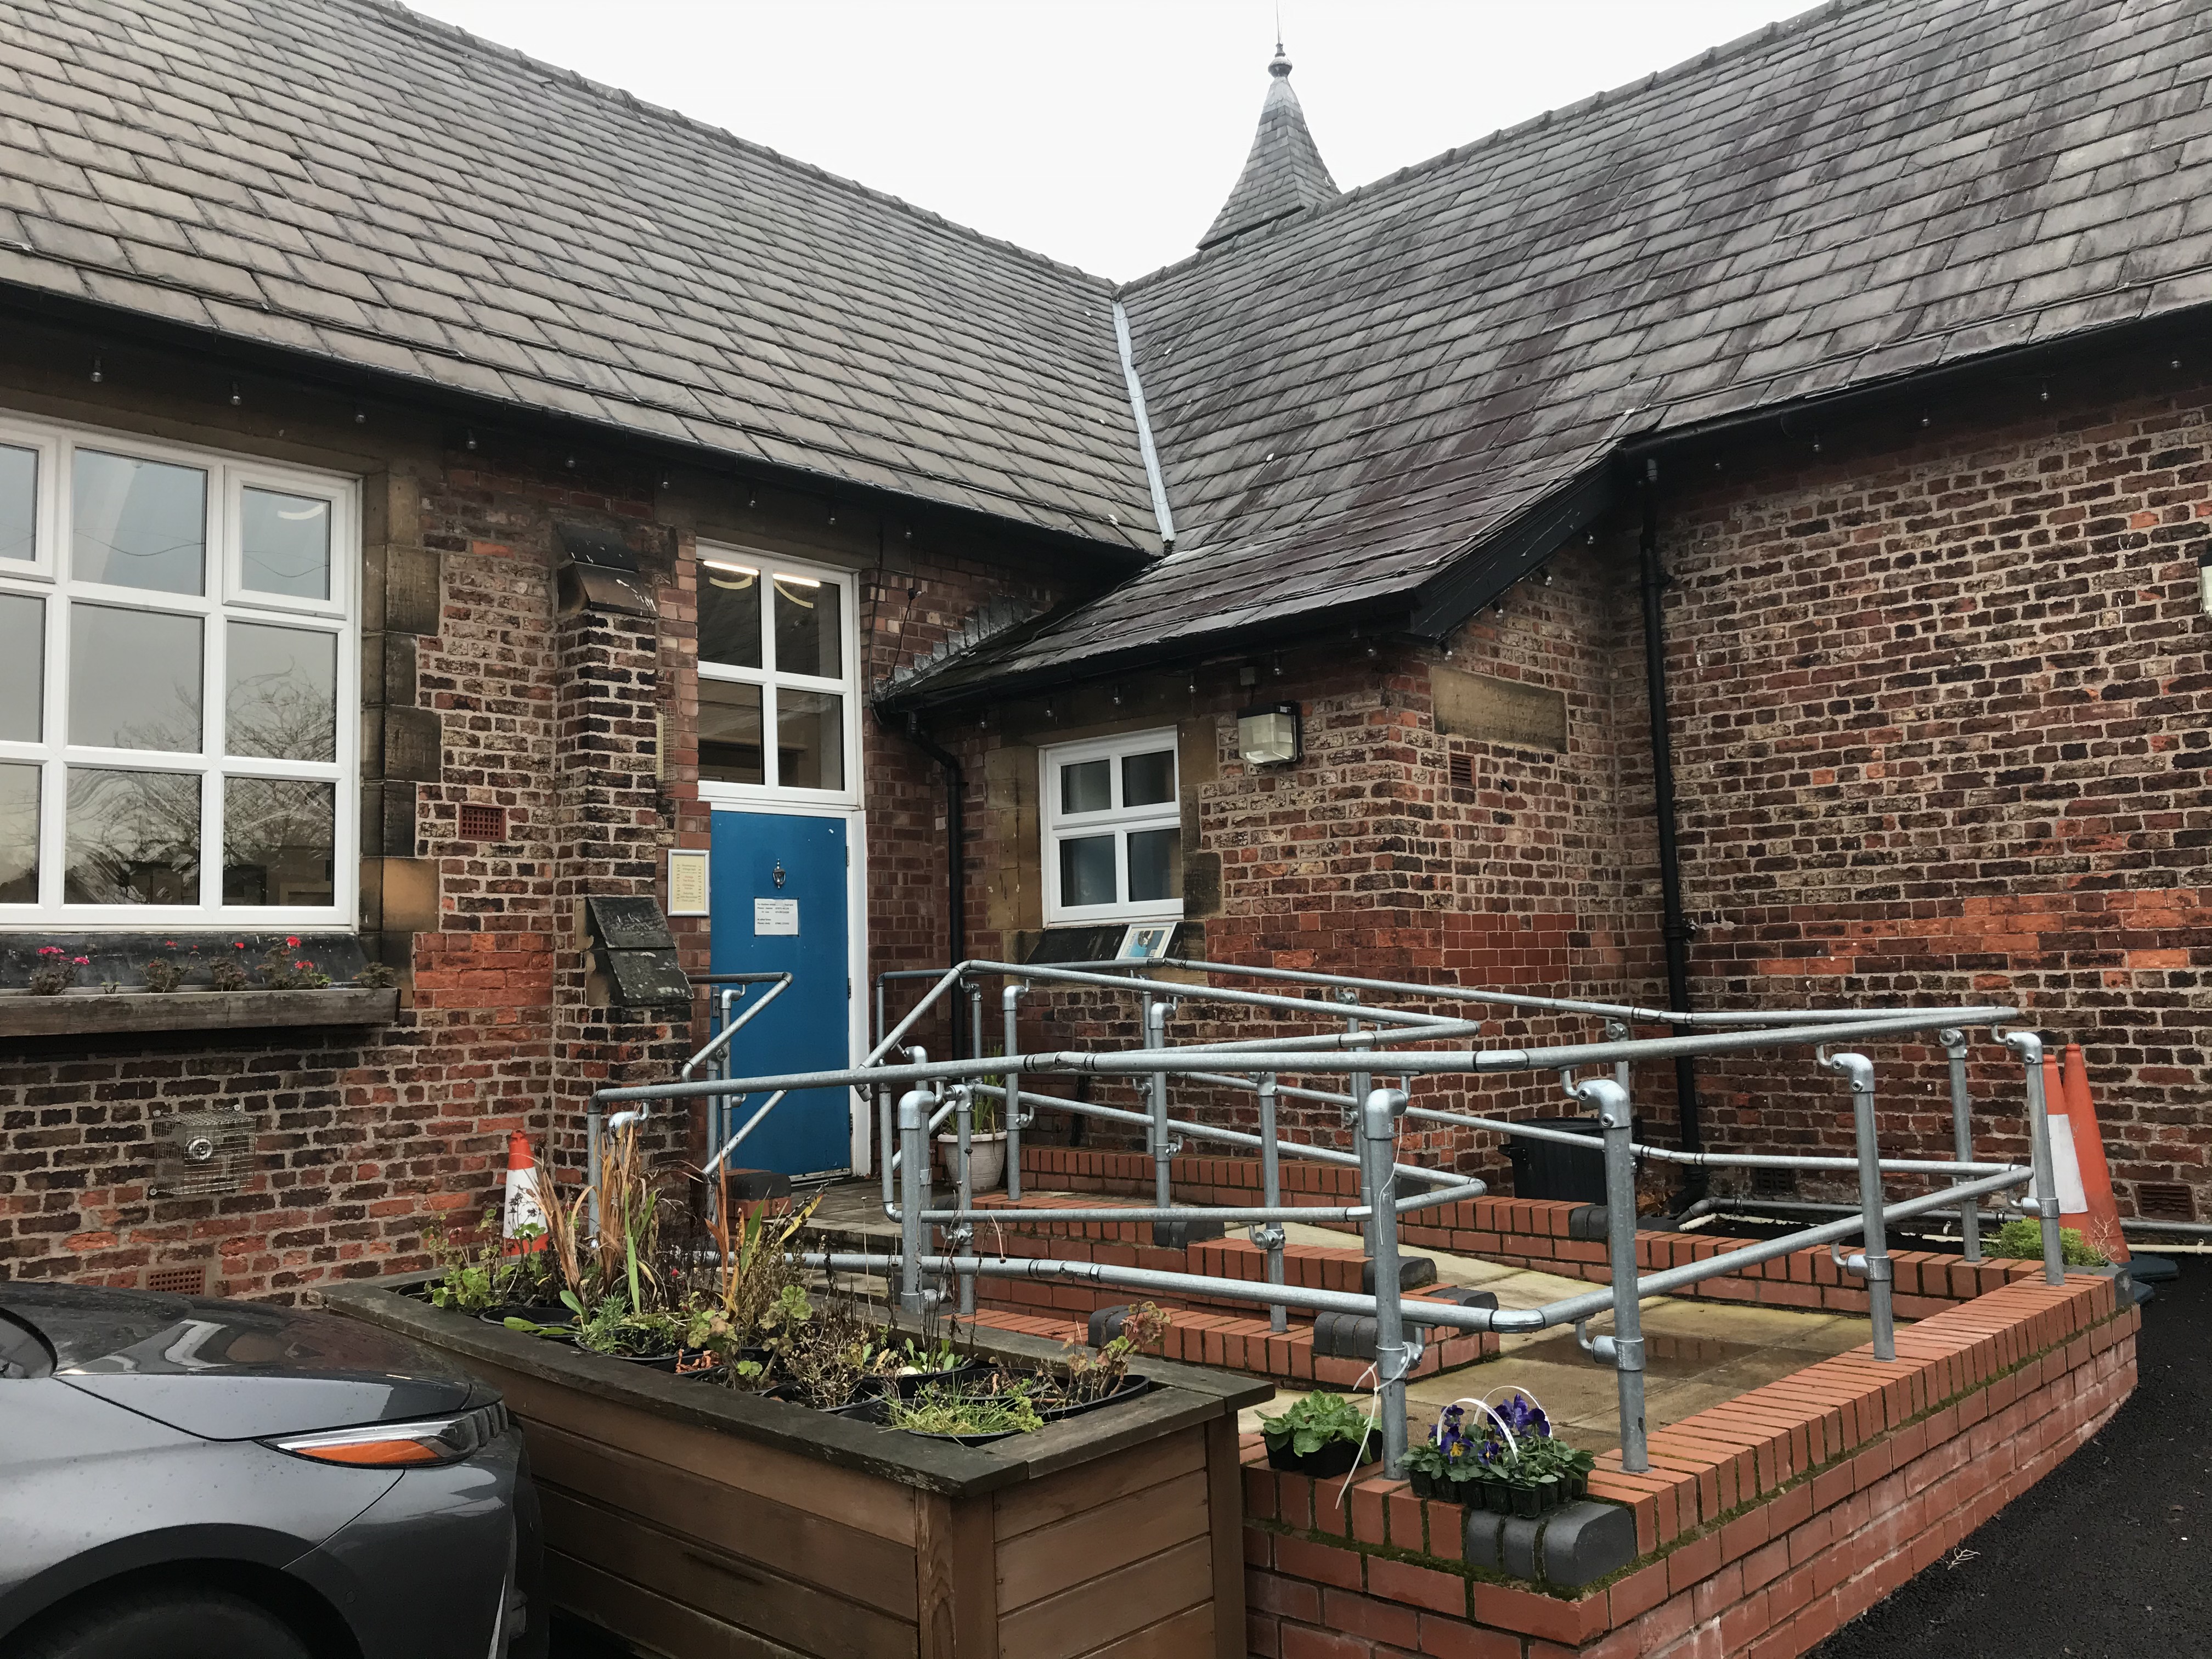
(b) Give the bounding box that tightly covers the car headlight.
[266,1401,511,1467]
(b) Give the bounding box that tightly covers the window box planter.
[0,986,398,1038]
[325,1277,1268,1659]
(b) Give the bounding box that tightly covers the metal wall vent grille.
[2138,1182,2194,1221]
[150,1107,255,1199]
[1447,753,1474,789]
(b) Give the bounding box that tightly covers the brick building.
[0,0,2207,1297]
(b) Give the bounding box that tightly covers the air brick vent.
[459,803,505,841]
[2138,1182,2194,1221]
[1447,753,1474,789]
[144,1263,209,1296]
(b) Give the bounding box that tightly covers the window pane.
[1059,833,1115,907]
[0,592,42,742]
[72,449,205,594]
[227,622,336,761]
[71,603,202,752]
[0,763,36,902]
[64,766,200,904]
[698,678,763,785]
[1122,749,1175,808]
[699,560,761,668]
[0,443,34,564]
[1128,827,1183,904]
[1061,757,1110,815]
[223,777,334,906]
[776,688,844,790]
[772,573,840,679]
[240,488,331,601]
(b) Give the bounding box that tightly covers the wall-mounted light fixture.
[2199,548,2212,618]
[1237,701,1302,768]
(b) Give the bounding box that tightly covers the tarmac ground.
[1811,1252,2204,1659]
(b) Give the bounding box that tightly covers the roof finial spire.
[1271,2,1290,76]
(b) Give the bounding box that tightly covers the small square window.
[1041,729,1182,927]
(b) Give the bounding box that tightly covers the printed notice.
[754,898,799,936]
[667,849,709,916]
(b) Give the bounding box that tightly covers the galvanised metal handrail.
[589,954,2059,1479]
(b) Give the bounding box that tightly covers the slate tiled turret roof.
[0,0,1163,552]
[901,0,2212,699]
[1200,47,1340,250]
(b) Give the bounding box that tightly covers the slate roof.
[1200,49,1340,250]
[899,0,2212,700]
[0,0,1162,552]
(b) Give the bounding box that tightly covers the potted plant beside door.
[936,1092,1007,1191]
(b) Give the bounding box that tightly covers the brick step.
[1019,1146,2046,1318]
[961,1229,1499,1385]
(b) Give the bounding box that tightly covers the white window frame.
[694,544,860,810]
[1040,727,1183,927]
[0,409,359,930]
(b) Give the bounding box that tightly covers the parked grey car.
[0,1282,543,1659]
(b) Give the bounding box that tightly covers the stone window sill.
[0,988,400,1037]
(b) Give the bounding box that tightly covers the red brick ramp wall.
[1242,1272,2136,1658]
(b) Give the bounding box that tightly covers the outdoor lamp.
[1237,701,1302,767]
[2200,548,2212,617]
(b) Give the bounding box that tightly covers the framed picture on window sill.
[1116,922,1176,961]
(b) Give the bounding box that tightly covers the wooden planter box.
[325,1282,1270,1659]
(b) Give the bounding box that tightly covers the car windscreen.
[0,1283,201,1370]
[0,1307,53,1378]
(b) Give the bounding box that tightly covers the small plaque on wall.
[668,849,709,916]
[1432,665,1568,752]
[754,898,799,936]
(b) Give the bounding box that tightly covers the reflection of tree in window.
[223,778,334,906]
[0,764,37,902]
[63,768,200,904]
[226,623,336,761]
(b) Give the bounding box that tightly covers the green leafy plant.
[261,939,331,990]
[353,962,399,989]
[888,1378,1043,1438]
[1258,1391,1374,1458]
[1053,1302,1169,1404]
[425,1209,554,1312]
[140,956,183,994]
[562,1290,691,1358]
[1991,1217,2106,1266]
[209,952,249,991]
[861,1333,964,1380]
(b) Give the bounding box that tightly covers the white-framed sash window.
[1040,728,1183,926]
[694,546,859,807]
[0,411,358,928]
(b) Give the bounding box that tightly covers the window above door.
[0,410,358,928]
[1041,728,1182,926]
[695,547,857,805]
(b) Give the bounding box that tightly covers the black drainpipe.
[1637,459,1706,1199]
[901,714,966,1056]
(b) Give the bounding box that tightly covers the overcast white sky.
[409,1,1796,282]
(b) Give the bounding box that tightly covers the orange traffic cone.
[501,1130,547,1243]
[2035,1048,2129,1265]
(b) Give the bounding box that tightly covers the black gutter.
[1637,459,1705,1198]
[896,714,966,1055]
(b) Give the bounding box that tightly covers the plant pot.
[1481,1479,1514,1514]
[1407,1469,1444,1500]
[845,1392,1036,1447]
[1036,1373,1149,1421]
[936,1131,1007,1191]
[854,1360,989,1401]
[1264,1431,1381,1479]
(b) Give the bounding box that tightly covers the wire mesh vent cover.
[150,1107,255,1199]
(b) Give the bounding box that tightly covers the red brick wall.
[1245,1271,2136,1659]
[1639,372,2212,1211]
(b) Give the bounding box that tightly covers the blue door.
[709,810,852,1177]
